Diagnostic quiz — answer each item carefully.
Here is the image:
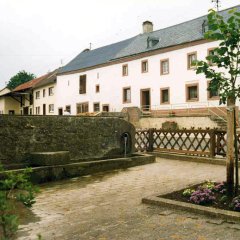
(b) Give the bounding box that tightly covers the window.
[160,59,169,75]
[36,91,40,99]
[141,60,148,73]
[122,64,128,76]
[49,104,54,113]
[96,84,100,93]
[123,87,131,103]
[160,88,170,104]
[8,110,15,115]
[49,87,54,96]
[102,105,109,112]
[65,105,71,114]
[43,89,46,97]
[76,102,89,114]
[186,84,199,101]
[187,52,197,69]
[208,48,217,66]
[79,75,86,94]
[207,81,219,100]
[93,103,100,112]
[35,106,40,115]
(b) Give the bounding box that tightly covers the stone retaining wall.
[0,116,135,164]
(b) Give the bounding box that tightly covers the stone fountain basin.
[4,153,155,184]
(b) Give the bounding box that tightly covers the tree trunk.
[234,107,239,195]
[226,97,235,196]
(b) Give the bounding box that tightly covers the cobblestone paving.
[17,158,240,240]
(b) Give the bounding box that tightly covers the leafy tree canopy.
[196,8,240,104]
[7,71,36,90]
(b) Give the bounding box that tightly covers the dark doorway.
[8,110,15,115]
[141,89,151,111]
[23,107,29,115]
[43,104,46,115]
[58,108,63,115]
[102,105,109,112]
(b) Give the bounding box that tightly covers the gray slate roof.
[34,68,60,89]
[59,5,240,74]
[59,37,137,74]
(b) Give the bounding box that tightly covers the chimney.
[142,21,153,34]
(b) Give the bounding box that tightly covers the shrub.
[202,180,215,190]
[230,196,240,212]
[182,188,195,197]
[0,163,38,239]
[190,187,215,205]
[213,182,226,194]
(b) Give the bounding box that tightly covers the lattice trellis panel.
[215,131,227,156]
[135,130,149,152]
[215,131,240,157]
[153,129,212,156]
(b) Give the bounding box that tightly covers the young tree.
[7,71,36,90]
[195,8,240,196]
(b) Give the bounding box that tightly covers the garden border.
[142,194,240,222]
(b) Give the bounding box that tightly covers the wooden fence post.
[147,128,154,152]
[210,129,216,158]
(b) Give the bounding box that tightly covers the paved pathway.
[17,158,240,240]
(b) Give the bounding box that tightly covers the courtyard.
[17,158,240,240]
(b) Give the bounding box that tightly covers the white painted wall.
[56,41,238,115]
[33,83,56,115]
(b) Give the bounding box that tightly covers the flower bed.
[161,181,240,212]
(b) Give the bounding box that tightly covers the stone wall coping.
[142,195,240,222]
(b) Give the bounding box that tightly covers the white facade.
[33,83,56,115]
[56,40,233,115]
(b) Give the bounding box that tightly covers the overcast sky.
[0,0,239,88]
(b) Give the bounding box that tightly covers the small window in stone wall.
[43,89,46,97]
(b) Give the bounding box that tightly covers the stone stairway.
[210,116,227,129]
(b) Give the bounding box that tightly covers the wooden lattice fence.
[135,128,240,158]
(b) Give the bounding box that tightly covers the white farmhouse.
[33,69,58,115]
[56,5,239,115]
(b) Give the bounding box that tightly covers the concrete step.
[28,151,70,166]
